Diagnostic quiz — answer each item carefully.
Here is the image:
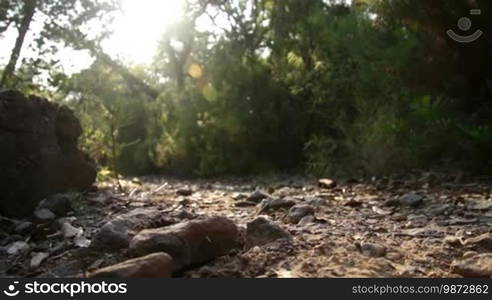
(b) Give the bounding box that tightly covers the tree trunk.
[0,0,37,89]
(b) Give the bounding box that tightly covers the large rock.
[129,216,238,270]
[0,90,96,217]
[89,253,175,278]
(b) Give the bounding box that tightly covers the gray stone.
[34,209,56,221]
[247,191,270,203]
[176,188,193,196]
[357,242,387,258]
[398,193,423,208]
[7,241,30,255]
[426,204,452,217]
[14,221,34,235]
[259,197,296,212]
[30,252,49,268]
[304,197,326,207]
[245,216,291,249]
[92,208,175,251]
[38,194,72,217]
[287,204,315,224]
[298,215,316,226]
[61,222,83,238]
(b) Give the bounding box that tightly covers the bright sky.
[0,0,186,75]
[0,0,351,76]
[104,0,185,65]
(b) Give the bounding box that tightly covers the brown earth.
[0,172,491,278]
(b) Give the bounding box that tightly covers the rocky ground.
[1,172,492,278]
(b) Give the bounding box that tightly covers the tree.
[0,0,37,88]
[0,0,117,89]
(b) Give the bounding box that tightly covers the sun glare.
[104,0,185,65]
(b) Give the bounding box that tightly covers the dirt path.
[1,173,492,278]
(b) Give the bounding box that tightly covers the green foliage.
[0,0,117,90]
[27,0,492,176]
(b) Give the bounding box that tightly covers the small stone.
[406,214,427,222]
[444,236,463,247]
[245,216,292,249]
[89,252,175,278]
[357,242,387,258]
[7,241,30,255]
[38,194,72,217]
[442,218,478,226]
[61,222,83,238]
[386,251,404,261]
[273,187,297,197]
[451,254,492,277]
[343,199,363,207]
[259,197,296,212]
[398,193,423,208]
[14,221,34,235]
[398,266,422,277]
[176,188,193,196]
[318,178,336,189]
[426,204,451,217]
[464,233,492,251]
[30,252,49,268]
[463,251,478,259]
[34,209,56,221]
[231,193,247,200]
[391,213,407,222]
[287,204,315,224]
[298,215,316,226]
[247,191,270,203]
[92,208,174,251]
[74,236,91,248]
[92,221,130,250]
[384,199,401,207]
[304,197,326,207]
[235,201,258,207]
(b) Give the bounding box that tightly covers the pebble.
[33,209,56,221]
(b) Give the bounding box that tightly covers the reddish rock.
[89,253,175,278]
[129,216,238,270]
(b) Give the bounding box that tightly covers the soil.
[1,171,491,278]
